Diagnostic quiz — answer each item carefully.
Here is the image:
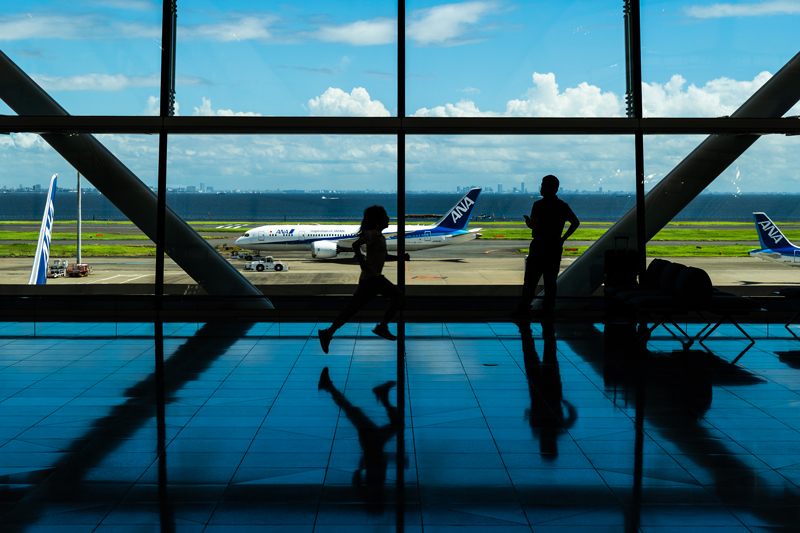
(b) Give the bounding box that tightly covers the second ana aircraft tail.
[753,212,794,250]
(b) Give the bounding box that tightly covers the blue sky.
[1,0,798,193]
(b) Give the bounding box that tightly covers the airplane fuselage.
[235,224,478,253]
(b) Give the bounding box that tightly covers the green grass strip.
[520,245,755,257]
[0,231,150,241]
[0,243,157,257]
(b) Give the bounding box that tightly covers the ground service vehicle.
[67,263,93,277]
[47,259,67,278]
[244,256,288,272]
[231,250,260,261]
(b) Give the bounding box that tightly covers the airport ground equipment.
[67,264,93,277]
[47,260,67,279]
[0,51,271,308]
[245,257,288,272]
[552,51,800,305]
[231,250,261,261]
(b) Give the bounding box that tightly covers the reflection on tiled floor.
[2,320,800,531]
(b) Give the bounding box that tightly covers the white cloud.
[33,73,159,92]
[642,72,773,117]
[0,13,159,41]
[10,133,46,150]
[192,97,261,116]
[30,73,208,92]
[308,88,391,117]
[458,87,481,94]
[505,73,622,117]
[179,15,275,42]
[91,0,158,11]
[413,100,499,117]
[413,71,792,119]
[685,1,800,18]
[312,18,396,46]
[144,96,180,116]
[0,12,273,42]
[407,1,500,46]
[413,72,622,117]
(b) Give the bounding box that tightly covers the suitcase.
[604,236,639,286]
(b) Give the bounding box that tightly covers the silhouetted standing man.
[514,175,580,317]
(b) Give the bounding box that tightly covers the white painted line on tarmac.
[85,275,125,284]
[120,275,151,284]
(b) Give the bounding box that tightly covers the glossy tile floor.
[2,319,800,531]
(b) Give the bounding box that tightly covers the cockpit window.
[243,233,249,237]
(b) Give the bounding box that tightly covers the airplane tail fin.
[433,188,482,231]
[28,174,57,285]
[753,212,793,250]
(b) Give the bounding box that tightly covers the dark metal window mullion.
[625,0,646,281]
[156,0,178,310]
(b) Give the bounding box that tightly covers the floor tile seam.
[638,426,717,494]
[448,324,533,528]
[405,329,457,529]
[401,338,425,530]
[204,335,311,530]
[311,331,356,532]
[0,343,87,424]
[72,341,160,405]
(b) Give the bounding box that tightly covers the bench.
[605,259,762,361]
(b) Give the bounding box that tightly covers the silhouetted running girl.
[318,205,407,354]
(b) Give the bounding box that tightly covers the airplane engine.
[311,241,338,259]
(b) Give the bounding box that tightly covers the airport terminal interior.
[3,0,800,531]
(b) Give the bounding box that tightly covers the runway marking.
[120,275,151,284]
[484,249,499,254]
[85,274,125,284]
[405,262,412,285]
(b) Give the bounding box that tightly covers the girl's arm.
[352,236,367,268]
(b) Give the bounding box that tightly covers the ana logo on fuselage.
[275,229,295,236]
[759,221,783,245]
[450,197,474,224]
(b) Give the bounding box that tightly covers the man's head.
[540,174,559,196]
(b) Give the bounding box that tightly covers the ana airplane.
[749,212,800,266]
[29,174,57,285]
[234,188,482,259]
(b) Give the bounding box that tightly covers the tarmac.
[1,239,798,297]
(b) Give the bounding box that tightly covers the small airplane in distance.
[749,212,800,266]
[29,174,57,285]
[235,188,483,259]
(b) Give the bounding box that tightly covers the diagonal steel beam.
[0,51,271,307]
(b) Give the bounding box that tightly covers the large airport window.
[406,0,625,118]
[642,134,800,293]
[0,133,157,298]
[164,134,397,302]
[0,1,162,116]
[405,134,635,302]
[640,1,800,118]
[175,0,398,117]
